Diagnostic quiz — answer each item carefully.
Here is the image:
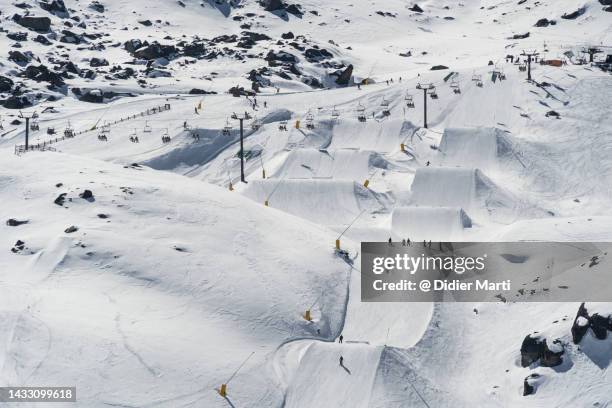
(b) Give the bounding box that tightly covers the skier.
[264,101,267,108]
[339,356,344,366]
[428,240,432,248]
[339,335,343,344]
[388,237,393,246]
[426,161,431,166]
[194,107,198,114]
[402,239,406,246]
[183,121,187,129]
[357,84,361,90]
[407,238,411,246]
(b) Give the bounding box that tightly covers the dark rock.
[8,50,32,64]
[16,16,52,32]
[0,76,14,93]
[7,32,28,41]
[2,96,32,109]
[11,240,26,253]
[281,31,295,39]
[138,19,152,26]
[335,64,353,85]
[304,47,333,63]
[97,213,109,219]
[285,4,303,16]
[39,0,69,17]
[535,18,555,27]
[60,30,85,44]
[54,193,67,206]
[22,65,65,87]
[133,42,177,60]
[64,225,78,233]
[520,334,563,367]
[410,4,424,12]
[33,34,52,45]
[430,65,449,70]
[228,86,255,97]
[90,57,109,67]
[79,189,94,200]
[189,88,216,95]
[262,0,284,11]
[561,7,586,19]
[511,32,530,40]
[523,374,540,396]
[89,1,105,12]
[6,219,29,226]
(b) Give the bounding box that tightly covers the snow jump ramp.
[242,179,385,225]
[326,120,417,153]
[284,342,383,408]
[438,127,516,170]
[271,148,390,181]
[391,206,472,241]
[410,167,515,216]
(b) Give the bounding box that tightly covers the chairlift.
[97,132,108,142]
[331,106,340,120]
[380,98,391,116]
[472,74,483,87]
[129,129,139,143]
[30,120,40,132]
[161,128,171,144]
[251,116,261,131]
[428,86,439,99]
[450,80,461,94]
[405,93,415,108]
[279,120,288,131]
[64,121,74,138]
[143,120,152,133]
[305,110,315,129]
[356,102,366,122]
[47,127,55,135]
[222,118,232,136]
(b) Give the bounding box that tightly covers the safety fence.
[14,103,171,155]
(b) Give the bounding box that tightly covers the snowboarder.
[407,238,411,246]
[357,84,361,90]
[183,121,187,129]
[317,328,321,335]
[428,240,432,248]
[388,237,393,246]
[339,335,343,343]
[426,161,431,166]
[264,101,267,108]
[402,239,406,246]
[339,356,344,366]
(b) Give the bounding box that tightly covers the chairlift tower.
[521,50,539,82]
[231,111,252,183]
[18,110,38,151]
[582,47,603,63]
[416,83,434,129]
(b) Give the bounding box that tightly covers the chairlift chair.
[251,116,261,131]
[428,87,439,99]
[405,94,415,108]
[279,120,288,131]
[450,80,461,94]
[305,111,315,129]
[47,127,55,135]
[331,106,340,121]
[162,128,171,144]
[472,74,483,87]
[143,121,152,133]
[64,121,74,138]
[356,102,367,122]
[380,98,391,116]
[222,118,232,136]
[30,120,40,132]
[129,129,138,143]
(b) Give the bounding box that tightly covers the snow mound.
[438,127,516,170]
[410,167,518,218]
[391,206,472,241]
[284,342,383,408]
[242,179,386,225]
[327,119,416,153]
[271,148,389,181]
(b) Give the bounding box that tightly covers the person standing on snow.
[339,335,343,343]
[339,356,344,366]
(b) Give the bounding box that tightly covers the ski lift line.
[336,208,368,241]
